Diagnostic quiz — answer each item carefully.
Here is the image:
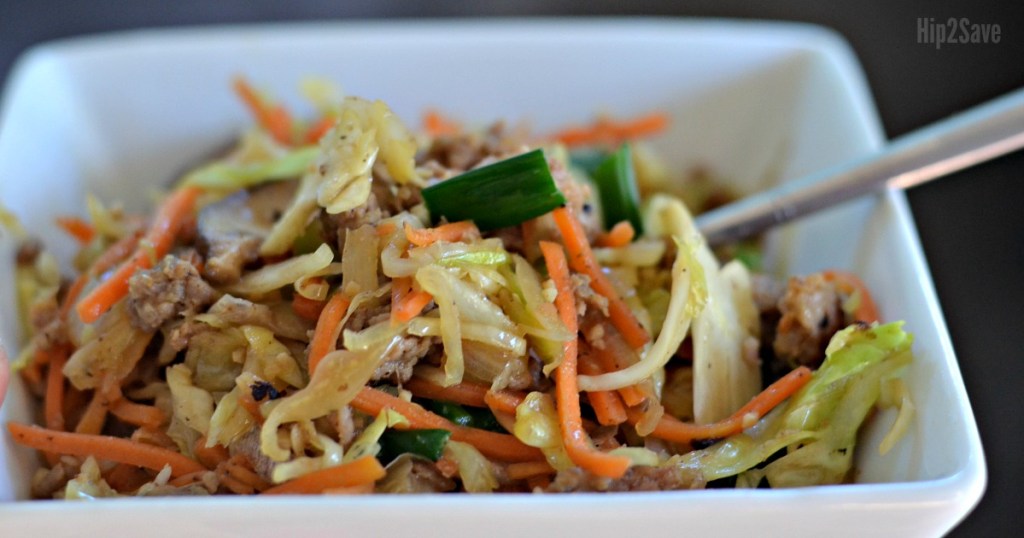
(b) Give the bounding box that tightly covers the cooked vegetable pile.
[2,78,915,497]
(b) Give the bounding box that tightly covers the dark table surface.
[2,1,1021,535]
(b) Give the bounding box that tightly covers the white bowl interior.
[0,20,984,537]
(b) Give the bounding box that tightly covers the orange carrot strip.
[7,422,206,478]
[435,455,460,479]
[596,221,636,248]
[823,270,881,323]
[540,240,631,479]
[589,326,646,407]
[89,229,144,276]
[220,473,255,495]
[43,347,69,432]
[169,470,209,488]
[233,77,294,145]
[352,387,543,463]
[304,116,336,144]
[423,109,461,137]
[238,392,265,424]
[392,289,433,324]
[506,460,556,481]
[578,347,627,426]
[551,206,650,349]
[109,399,166,430]
[225,456,271,492]
[55,216,96,244]
[76,186,202,323]
[404,221,479,247]
[483,389,526,417]
[404,377,489,408]
[552,112,669,148]
[307,290,351,375]
[75,390,111,435]
[262,456,385,495]
[59,275,87,322]
[292,292,327,322]
[193,438,230,469]
[629,366,813,444]
[323,482,377,495]
[104,463,153,493]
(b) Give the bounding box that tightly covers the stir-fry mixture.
[2,79,915,497]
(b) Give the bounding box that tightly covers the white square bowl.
[0,19,985,537]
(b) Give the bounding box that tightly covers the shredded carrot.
[75,389,110,435]
[404,220,480,247]
[506,460,556,481]
[422,109,461,137]
[224,455,271,492]
[193,437,230,469]
[540,240,631,479]
[578,346,627,426]
[109,398,166,430]
[262,455,385,495]
[303,116,336,144]
[629,366,813,445]
[404,377,489,408]
[169,470,209,488]
[551,206,650,349]
[237,392,265,424]
[483,389,526,416]
[55,216,96,244]
[376,221,397,237]
[76,186,202,324]
[352,387,543,463]
[435,455,460,479]
[89,229,144,276]
[589,325,646,406]
[392,288,433,324]
[233,77,294,145]
[596,220,636,248]
[292,292,327,322]
[43,347,69,432]
[823,270,881,323]
[322,482,377,495]
[220,472,255,495]
[7,422,206,478]
[104,463,153,493]
[525,474,552,490]
[307,290,351,375]
[551,112,669,148]
[59,275,87,322]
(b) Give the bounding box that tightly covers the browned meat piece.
[750,273,785,315]
[197,182,295,285]
[206,295,311,342]
[572,274,609,319]
[546,465,704,492]
[229,429,275,482]
[323,191,387,253]
[15,238,42,265]
[373,335,439,384]
[377,454,456,493]
[419,121,525,173]
[773,273,843,367]
[127,255,215,332]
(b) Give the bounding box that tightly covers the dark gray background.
[1,1,1021,536]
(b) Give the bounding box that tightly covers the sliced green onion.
[421,149,566,231]
[183,146,319,190]
[429,400,503,432]
[592,143,643,235]
[569,148,609,176]
[378,428,452,463]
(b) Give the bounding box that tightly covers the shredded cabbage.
[444,440,499,493]
[166,364,215,437]
[227,242,334,297]
[513,391,574,471]
[344,409,409,463]
[675,322,914,486]
[260,338,396,461]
